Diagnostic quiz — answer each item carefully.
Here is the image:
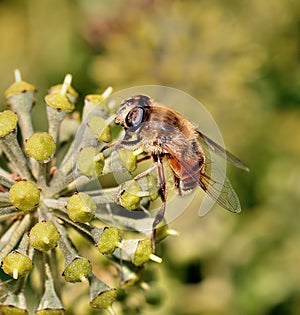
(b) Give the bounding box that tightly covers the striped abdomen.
[167,145,205,195]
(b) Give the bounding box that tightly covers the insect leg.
[101,138,141,152]
[101,132,142,152]
[152,154,167,252]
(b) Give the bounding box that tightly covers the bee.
[113,95,248,250]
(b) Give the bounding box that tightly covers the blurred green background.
[1,0,300,314]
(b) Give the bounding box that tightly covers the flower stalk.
[5,69,36,140]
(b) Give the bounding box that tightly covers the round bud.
[5,80,36,98]
[2,251,33,279]
[90,289,117,309]
[36,309,64,315]
[48,84,78,103]
[9,180,40,213]
[147,174,159,201]
[85,94,107,107]
[97,227,121,255]
[0,305,28,315]
[88,116,112,143]
[29,221,60,252]
[45,93,74,111]
[0,110,18,137]
[25,132,56,161]
[119,181,142,210]
[117,148,137,173]
[66,193,96,223]
[78,147,104,177]
[133,239,152,266]
[63,257,92,283]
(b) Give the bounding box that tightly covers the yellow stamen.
[61,74,72,95]
[149,254,162,264]
[13,268,19,279]
[14,69,22,82]
[102,86,113,98]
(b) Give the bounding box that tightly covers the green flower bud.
[25,132,56,161]
[0,110,18,137]
[133,239,153,266]
[88,116,112,143]
[114,239,161,266]
[2,251,33,279]
[36,310,64,315]
[63,257,92,283]
[78,147,104,177]
[44,93,74,111]
[119,181,142,210]
[97,227,121,255]
[0,305,28,315]
[90,289,117,309]
[89,274,117,309]
[84,88,113,114]
[89,275,117,308]
[29,221,60,252]
[66,193,96,223]
[117,148,137,173]
[4,80,36,98]
[147,175,159,201]
[9,180,40,213]
[83,88,113,119]
[0,289,28,315]
[85,94,107,107]
[48,84,78,103]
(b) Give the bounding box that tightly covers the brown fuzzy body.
[116,100,205,194]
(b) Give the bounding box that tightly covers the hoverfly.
[112,95,248,251]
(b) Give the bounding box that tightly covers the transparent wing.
[196,130,245,213]
[197,130,249,171]
[162,138,241,213]
[199,171,241,213]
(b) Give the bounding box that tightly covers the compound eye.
[125,107,145,128]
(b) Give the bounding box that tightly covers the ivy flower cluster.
[0,70,175,315]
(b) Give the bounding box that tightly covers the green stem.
[49,249,61,298]
[52,210,95,244]
[0,174,14,187]
[43,198,67,211]
[0,167,13,179]
[0,206,22,222]
[48,172,76,196]
[0,215,31,261]
[52,219,81,268]
[12,276,27,296]
[55,141,75,176]
[65,175,94,193]
[8,93,34,140]
[47,106,67,143]
[0,131,34,180]
[0,192,10,203]
[0,220,19,251]
[17,233,31,255]
[37,161,51,190]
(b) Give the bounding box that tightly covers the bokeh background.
[1,0,300,314]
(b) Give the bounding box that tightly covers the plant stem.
[0,131,34,180]
[0,206,22,222]
[0,215,31,261]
